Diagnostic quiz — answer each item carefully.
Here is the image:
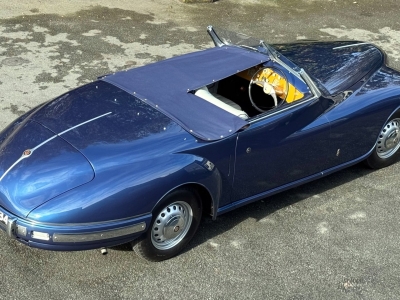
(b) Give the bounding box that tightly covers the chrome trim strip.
[0,135,59,181]
[260,41,305,83]
[332,42,369,50]
[52,222,146,243]
[6,219,16,238]
[31,135,58,152]
[0,156,29,181]
[58,112,112,136]
[299,68,322,98]
[25,212,151,227]
[0,112,112,182]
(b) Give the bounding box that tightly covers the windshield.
[207,26,299,71]
[207,26,321,99]
[207,26,262,50]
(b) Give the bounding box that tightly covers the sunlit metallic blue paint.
[325,66,400,167]
[233,99,331,201]
[27,154,220,223]
[217,41,400,214]
[1,40,400,251]
[274,41,384,95]
[0,121,94,217]
[0,81,231,249]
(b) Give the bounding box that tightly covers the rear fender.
[324,66,400,163]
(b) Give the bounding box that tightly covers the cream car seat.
[195,87,248,120]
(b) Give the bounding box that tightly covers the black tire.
[366,112,400,169]
[132,187,202,262]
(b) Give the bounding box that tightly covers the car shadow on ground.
[111,162,377,254]
[183,162,377,253]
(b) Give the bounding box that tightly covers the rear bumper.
[0,206,150,251]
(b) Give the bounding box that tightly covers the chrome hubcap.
[151,201,193,250]
[376,118,400,159]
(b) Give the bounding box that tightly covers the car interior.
[194,65,305,119]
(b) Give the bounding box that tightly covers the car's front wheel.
[132,188,202,261]
[366,112,400,169]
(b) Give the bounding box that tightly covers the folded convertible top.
[102,46,269,141]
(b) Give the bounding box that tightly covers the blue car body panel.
[274,41,384,95]
[0,120,94,218]
[1,32,400,251]
[233,98,331,201]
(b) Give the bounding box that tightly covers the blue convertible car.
[1,26,400,261]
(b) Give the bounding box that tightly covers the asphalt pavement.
[1,1,400,299]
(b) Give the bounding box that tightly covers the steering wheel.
[248,67,288,113]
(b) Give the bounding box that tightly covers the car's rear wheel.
[132,187,202,261]
[366,112,400,169]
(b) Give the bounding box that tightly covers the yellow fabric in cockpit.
[238,67,304,103]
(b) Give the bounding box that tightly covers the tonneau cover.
[102,46,269,141]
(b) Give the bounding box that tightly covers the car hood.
[29,81,190,171]
[0,81,193,218]
[0,120,94,218]
[275,41,384,95]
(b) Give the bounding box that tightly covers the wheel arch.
[152,182,216,220]
[365,105,400,168]
[368,104,400,151]
[378,105,400,132]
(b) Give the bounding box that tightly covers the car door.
[232,97,332,202]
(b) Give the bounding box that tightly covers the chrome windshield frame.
[207,25,322,100]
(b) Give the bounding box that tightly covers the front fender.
[27,153,222,224]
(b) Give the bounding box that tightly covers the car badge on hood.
[23,149,32,157]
